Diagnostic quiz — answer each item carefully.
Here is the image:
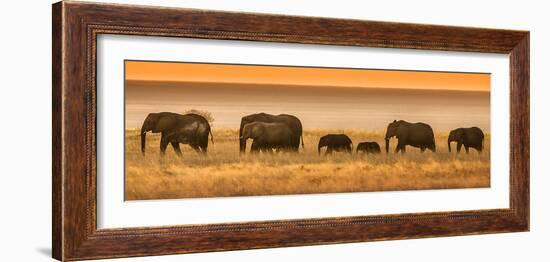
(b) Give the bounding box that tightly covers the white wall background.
[0,0,546,261]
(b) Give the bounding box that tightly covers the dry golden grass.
[125,128,490,200]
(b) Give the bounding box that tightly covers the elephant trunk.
[385,138,390,154]
[141,128,147,155]
[239,123,246,154]
[240,138,246,154]
[448,138,452,153]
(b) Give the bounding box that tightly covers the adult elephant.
[141,112,213,156]
[385,120,435,153]
[240,122,293,153]
[239,113,304,154]
[448,127,484,154]
[318,134,353,155]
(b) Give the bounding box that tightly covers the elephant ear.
[252,124,265,138]
[456,129,465,140]
[448,130,456,140]
[153,115,175,132]
[143,113,160,131]
[396,124,408,138]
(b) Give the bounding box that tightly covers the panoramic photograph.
[124,60,490,200]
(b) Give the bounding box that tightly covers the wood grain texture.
[509,35,530,226]
[52,2,63,260]
[52,1,530,261]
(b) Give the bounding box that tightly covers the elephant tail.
[210,129,214,144]
[301,134,305,149]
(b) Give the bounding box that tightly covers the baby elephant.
[318,134,353,155]
[356,142,381,154]
[448,127,484,154]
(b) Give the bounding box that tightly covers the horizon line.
[125,79,491,93]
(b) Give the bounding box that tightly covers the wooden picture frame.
[52,1,529,261]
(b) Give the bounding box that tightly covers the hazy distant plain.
[125,80,490,131]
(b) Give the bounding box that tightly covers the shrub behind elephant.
[141,112,213,156]
[356,142,381,154]
[240,122,293,153]
[385,120,436,153]
[239,113,304,153]
[448,127,484,153]
[318,134,353,155]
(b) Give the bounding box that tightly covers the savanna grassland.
[125,128,490,200]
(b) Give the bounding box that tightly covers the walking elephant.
[239,113,304,154]
[448,127,485,154]
[240,121,293,153]
[385,120,436,153]
[318,134,353,155]
[141,112,213,156]
[356,141,381,154]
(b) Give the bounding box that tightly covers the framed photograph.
[52,1,529,261]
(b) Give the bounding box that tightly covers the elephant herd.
[140,112,485,157]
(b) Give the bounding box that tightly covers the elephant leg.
[250,140,261,153]
[171,142,182,157]
[262,146,274,154]
[290,138,299,152]
[198,141,208,155]
[325,147,333,156]
[160,135,169,156]
[198,145,207,155]
[465,146,470,154]
[284,146,291,153]
[190,144,202,154]
[200,136,209,154]
[292,136,301,152]
[396,142,406,154]
[250,142,258,153]
[457,143,462,153]
[276,146,289,154]
[476,145,483,153]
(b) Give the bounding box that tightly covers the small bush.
[184,109,214,125]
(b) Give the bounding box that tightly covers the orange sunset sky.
[125,61,490,92]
